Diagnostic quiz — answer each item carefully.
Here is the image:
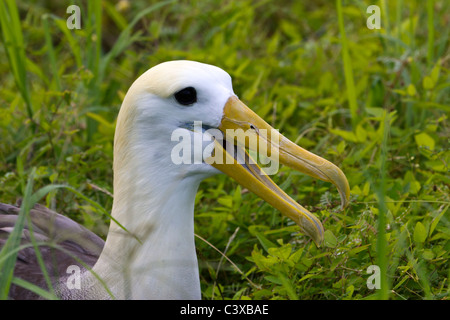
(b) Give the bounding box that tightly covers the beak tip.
[313,239,323,248]
[296,214,324,247]
[311,233,324,247]
[341,186,351,210]
[340,195,349,210]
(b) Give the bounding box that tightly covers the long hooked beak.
[206,96,350,245]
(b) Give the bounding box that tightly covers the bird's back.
[0,202,104,299]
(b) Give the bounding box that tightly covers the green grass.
[0,0,34,127]
[0,0,449,300]
[337,0,359,127]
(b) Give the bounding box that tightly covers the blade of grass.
[194,233,261,291]
[42,14,61,91]
[24,184,78,298]
[11,277,58,300]
[211,226,239,299]
[0,168,36,299]
[426,0,434,67]
[85,0,103,141]
[87,0,175,142]
[0,241,115,300]
[0,0,34,126]
[374,110,390,300]
[0,180,131,299]
[52,15,83,69]
[380,0,390,37]
[99,0,176,84]
[336,0,359,127]
[395,0,403,55]
[104,1,128,30]
[49,243,116,299]
[436,2,449,58]
[0,181,69,299]
[87,0,102,80]
[32,184,140,245]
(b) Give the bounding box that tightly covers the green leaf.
[264,275,283,285]
[366,107,385,117]
[249,226,277,252]
[403,171,421,194]
[430,62,441,84]
[336,140,346,154]
[268,244,292,261]
[407,84,417,96]
[348,244,370,256]
[298,273,317,283]
[329,128,358,142]
[356,124,367,142]
[336,0,358,126]
[324,230,338,248]
[362,181,370,196]
[345,285,355,299]
[86,112,115,129]
[414,132,435,151]
[280,20,301,41]
[217,197,232,208]
[413,222,427,244]
[429,205,448,236]
[422,76,434,90]
[422,250,434,260]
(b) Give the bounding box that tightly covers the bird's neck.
[91,157,203,299]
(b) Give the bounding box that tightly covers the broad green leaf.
[414,132,435,151]
[429,205,448,236]
[217,197,232,208]
[324,230,338,248]
[413,222,427,244]
[356,124,367,142]
[348,244,370,256]
[407,84,417,96]
[362,181,370,196]
[264,275,283,285]
[336,140,346,154]
[249,227,277,252]
[422,76,434,90]
[366,107,384,117]
[345,285,354,299]
[403,171,421,194]
[422,250,434,260]
[430,61,441,84]
[329,129,358,142]
[268,244,292,261]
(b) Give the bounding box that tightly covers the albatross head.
[113,60,350,245]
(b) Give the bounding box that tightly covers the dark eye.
[174,87,197,106]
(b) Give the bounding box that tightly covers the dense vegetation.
[0,0,448,299]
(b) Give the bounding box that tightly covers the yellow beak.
[206,96,350,245]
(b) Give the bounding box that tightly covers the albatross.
[0,60,350,299]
